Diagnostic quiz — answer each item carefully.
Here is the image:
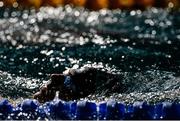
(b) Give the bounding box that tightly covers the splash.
[0,6,180,102]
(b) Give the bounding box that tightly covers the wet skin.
[33,67,124,103]
[33,67,97,102]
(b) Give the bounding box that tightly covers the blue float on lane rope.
[0,99,13,120]
[76,101,97,120]
[0,99,180,120]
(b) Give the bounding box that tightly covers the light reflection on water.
[0,6,180,102]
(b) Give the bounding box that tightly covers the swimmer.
[33,67,124,103]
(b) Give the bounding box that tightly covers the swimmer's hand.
[33,74,64,103]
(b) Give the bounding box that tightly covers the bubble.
[0,1,3,7]
[130,11,136,16]
[74,11,80,17]
[168,2,174,8]
[134,26,140,31]
[13,2,18,8]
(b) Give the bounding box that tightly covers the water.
[0,6,180,103]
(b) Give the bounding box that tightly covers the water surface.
[0,6,180,103]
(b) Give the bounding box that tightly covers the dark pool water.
[0,6,180,103]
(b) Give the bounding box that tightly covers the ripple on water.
[0,71,47,99]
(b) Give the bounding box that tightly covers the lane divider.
[0,99,180,120]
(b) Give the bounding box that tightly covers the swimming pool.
[0,6,180,115]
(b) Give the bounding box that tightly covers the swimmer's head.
[33,67,97,102]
